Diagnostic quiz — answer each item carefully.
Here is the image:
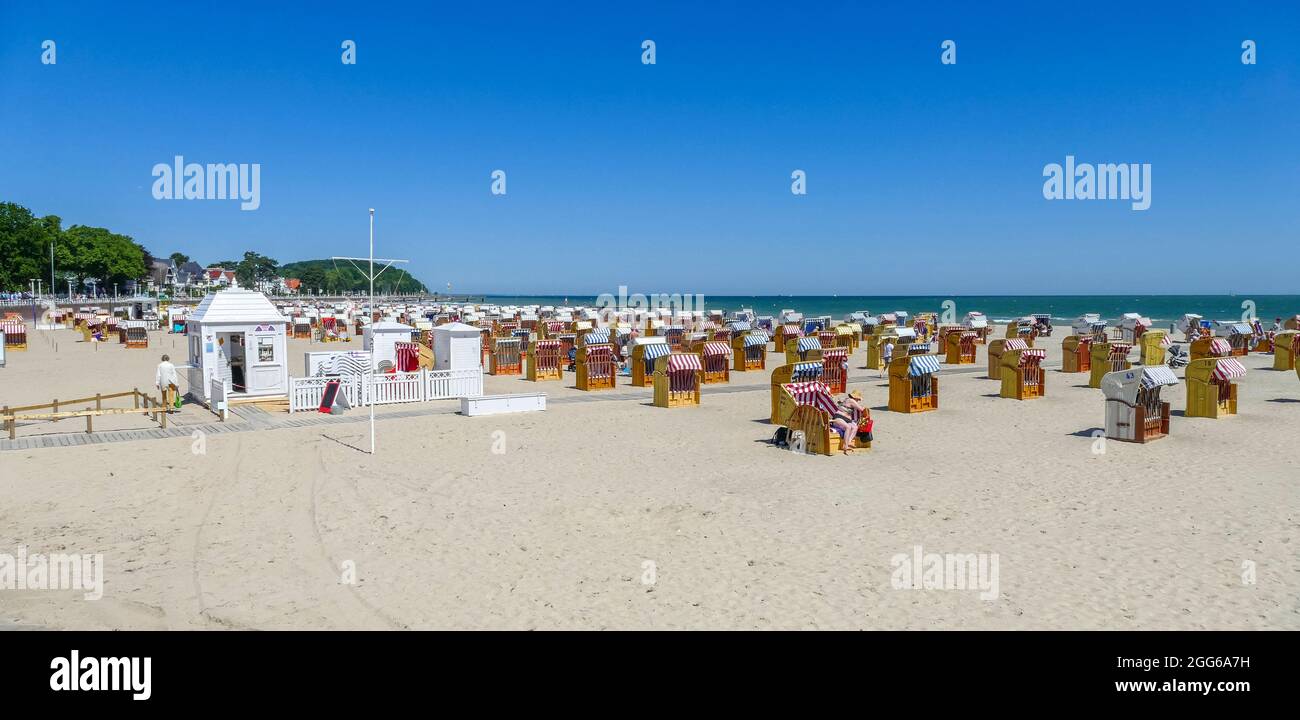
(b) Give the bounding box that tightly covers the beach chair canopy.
[535,339,560,351]
[583,328,610,344]
[796,336,821,352]
[1102,367,1176,404]
[879,313,896,323]
[1210,358,1248,382]
[728,321,752,332]
[823,347,847,363]
[743,332,768,347]
[1018,348,1047,366]
[1207,338,1231,356]
[782,381,837,413]
[702,341,732,357]
[908,354,941,376]
[835,325,855,336]
[781,323,802,335]
[634,335,668,347]
[642,342,672,362]
[790,361,823,381]
[1004,338,1028,351]
[1109,343,1133,356]
[1141,366,1179,389]
[667,353,702,372]
[893,328,917,340]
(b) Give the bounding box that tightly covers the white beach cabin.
[363,321,416,371]
[431,322,483,372]
[186,289,289,405]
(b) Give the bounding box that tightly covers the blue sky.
[1,1,1296,295]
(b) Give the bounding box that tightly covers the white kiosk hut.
[363,321,416,371]
[431,322,483,372]
[186,289,289,405]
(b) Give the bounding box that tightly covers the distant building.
[176,261,206,289]
[206,268,236,288]
[147,259,178,291]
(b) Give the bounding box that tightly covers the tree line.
[1,201,428,295]
[0,201,150,293]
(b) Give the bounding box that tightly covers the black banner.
[0,630,1285,708]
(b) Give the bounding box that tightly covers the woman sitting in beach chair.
[786,386,872,455]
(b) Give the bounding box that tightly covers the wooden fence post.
[96,393,102,411]
[134,388,140,409]
[86,409,93,434]
[3,406,11,441]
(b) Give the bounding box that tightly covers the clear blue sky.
[2,1,1296,295]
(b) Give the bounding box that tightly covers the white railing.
[426,367,483,400]
[370,371,426,405]
[288,368,483,413]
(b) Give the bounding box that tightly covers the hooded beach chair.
[821,347,848,394]
[786,335,823,365]
[1190,336,1232,362]
[1090,342,1132,389]
[577,343,617,390]
[770,361,824,424]
[698,341,732,384]
[489,337,523,375]
[733,331,768,372]
[1102,366,1178,443]
[888,353,940,413]
[1000,347,1047,400]
[631,337,671,387]
[1,319,28,350]
[527,339,563,381]
[1185,356,1246,418]
[784,382,872,454]
[945,330,978,365]
[653,352,702,407]
[986,338,1027,381]
[1272,331,1299,371]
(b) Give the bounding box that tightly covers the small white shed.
[185,289,289,404]
[431,322,482,372]
[363,321,415,371]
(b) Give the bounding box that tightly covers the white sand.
[1,325,1297,629]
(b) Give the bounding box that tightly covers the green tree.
[0,203,60,291]
[60,225,147,292]
[298,266,327,294]
[169,252,190,267]
[234,251,278,289]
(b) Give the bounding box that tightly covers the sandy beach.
[1,323,1296,630]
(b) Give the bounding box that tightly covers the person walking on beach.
[881,340,894,377]
[156,354,179,413]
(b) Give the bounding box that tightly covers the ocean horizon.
[471,294,1300,325]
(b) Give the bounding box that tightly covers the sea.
[477,295,1300,326]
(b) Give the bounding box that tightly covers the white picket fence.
[288,368,482,413]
